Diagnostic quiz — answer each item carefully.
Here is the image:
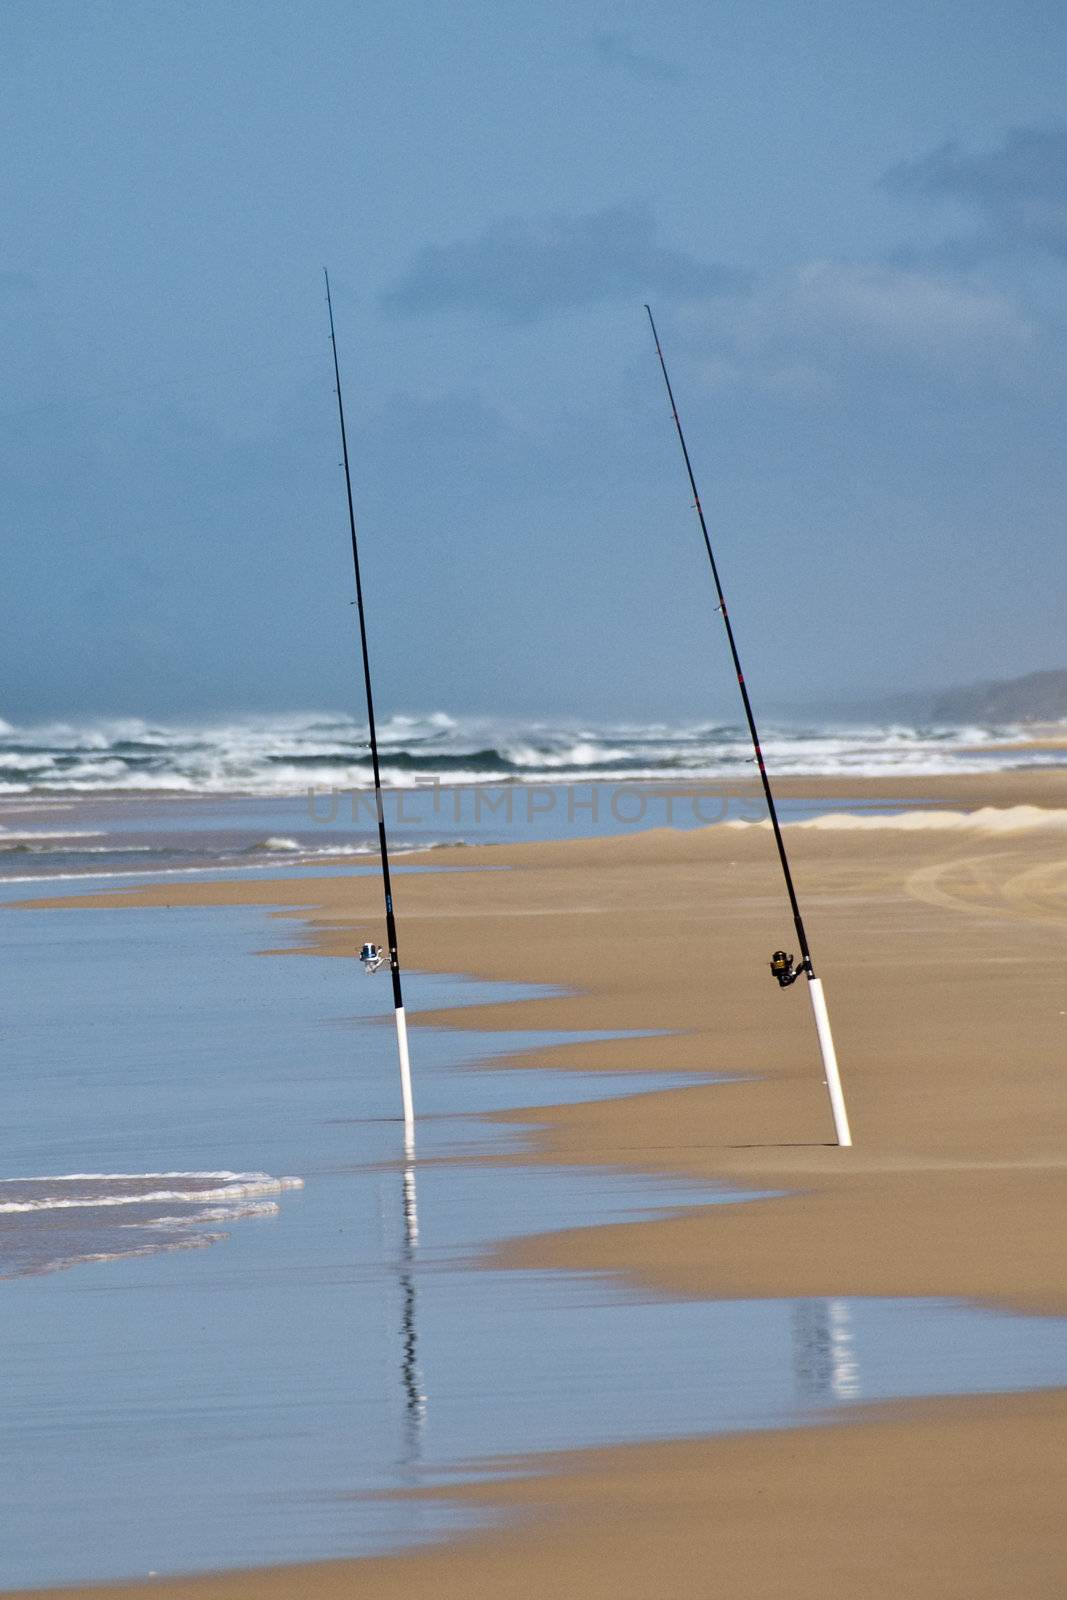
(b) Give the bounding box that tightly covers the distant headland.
[819,669,1067,727]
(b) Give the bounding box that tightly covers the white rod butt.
[394,1005,415,1154]
[807,977,852,1148]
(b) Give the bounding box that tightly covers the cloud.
[380,203,745,322]
[586,32,681,84]
[688,260,1039,395]
[882,124,1067,263]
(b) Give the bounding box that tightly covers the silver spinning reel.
[360,941,385,974]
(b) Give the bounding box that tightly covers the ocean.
[0,709,1059,885]
[0,708,1052,794]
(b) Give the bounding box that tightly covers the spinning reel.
[769,949,811,988]
[360,941,386,974]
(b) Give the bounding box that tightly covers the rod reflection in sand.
[791,1298,861,1402]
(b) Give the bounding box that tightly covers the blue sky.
[4,0,1067,721]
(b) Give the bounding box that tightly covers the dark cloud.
[882,124,1067,262]
[586,32,681,84]
[380,203,745,321]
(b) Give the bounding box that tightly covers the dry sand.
[12,770,1067,1597]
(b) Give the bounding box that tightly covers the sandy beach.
[11,0,1067,1586]
[13,769,1067,1597]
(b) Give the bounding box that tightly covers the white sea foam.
[0,1171,304,1214]
[504,739,632,769]
[146,1203,281,1226]
[39,1237,223,1275]
[0,867,263,884]
[0,1171,304,1278]
[1,1168,277,1180]
[0,709,1061,795]
[0,839,443,884]
[0,828,106,840]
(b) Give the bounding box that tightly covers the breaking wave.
[0,1170,304,1214]
[0,709,1057,795]
[0,1171,304,1277]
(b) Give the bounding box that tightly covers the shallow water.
[0,787,920,884]
[1,882,1066,1590]
[0,1171,305,1278]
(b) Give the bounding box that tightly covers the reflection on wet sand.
[400,1162,427,1463]
[792,1298,861,1402]
[6,889,1067,1590]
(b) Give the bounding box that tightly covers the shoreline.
[21,779,1067,1318]
[14,1391,1067,1600]
[10,769,1067,1595]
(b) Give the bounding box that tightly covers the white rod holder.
[395,1005,415,1155]
[807,977,852,1148]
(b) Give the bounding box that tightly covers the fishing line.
[325,268,415,1150]
[645,304,851,1147]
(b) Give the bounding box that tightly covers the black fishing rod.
[644,304,851,1146]
[325,268,415,1149]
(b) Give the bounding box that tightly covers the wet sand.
[14,1393,1066,1600]
[14,769,1067,1597]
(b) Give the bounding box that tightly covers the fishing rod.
[325,268,415,1152]
[644,304,852,1148]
